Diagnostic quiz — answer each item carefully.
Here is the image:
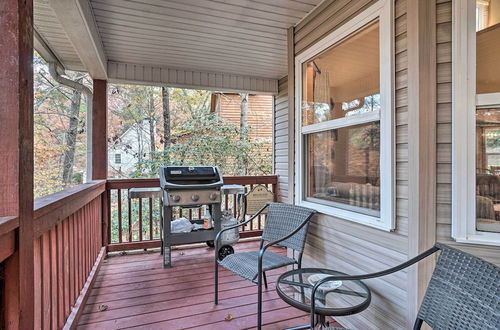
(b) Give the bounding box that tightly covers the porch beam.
[0,0,35,328]
[107,61,278,95]
[48,0,107,79]
[406,0,437,326]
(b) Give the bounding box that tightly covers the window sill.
[297,199,393,232]
[454,231,500,247]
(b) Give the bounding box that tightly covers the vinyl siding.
[276,2,500,330]
[434,0,500,265]
[287,0,411,329]
[274,77,290,202]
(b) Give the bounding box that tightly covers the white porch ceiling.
[33,0,323,93]
[34,0,85,71]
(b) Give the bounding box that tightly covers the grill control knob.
[191,194,199,202]
[171,195,181,202]
[209,193,218,201]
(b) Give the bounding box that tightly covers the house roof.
[34,0,323,94]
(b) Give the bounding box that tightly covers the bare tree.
[61,78,82,186]
[162,87,171,152]
[238,93,249,175]
[148,90,156,159]
[239,93,249,140]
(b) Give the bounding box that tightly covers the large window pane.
[476,108,500,233]
[302,21,380,126]
[305,121,380,214]
[476,0,500,94]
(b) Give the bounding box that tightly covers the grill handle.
[162,180,224,190]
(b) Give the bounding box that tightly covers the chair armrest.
[215,203,269,248]
[309,245,440,325]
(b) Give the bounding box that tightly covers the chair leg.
[263,271,268,290]
[257,270,263,330]
[214,260,219,305]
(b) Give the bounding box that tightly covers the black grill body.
[159,166,223,268]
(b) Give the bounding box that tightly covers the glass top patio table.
[276,268,371,317]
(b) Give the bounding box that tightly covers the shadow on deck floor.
[77,240,341,329]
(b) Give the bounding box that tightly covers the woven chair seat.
[218,250,296,282]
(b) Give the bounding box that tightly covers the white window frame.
[452,0,500,246]
[294,0,395,232]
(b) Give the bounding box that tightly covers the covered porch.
[1,0,500,329]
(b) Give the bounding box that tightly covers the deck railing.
[0,175,277,328]
[0,181,106,329]
[105,175,278,252]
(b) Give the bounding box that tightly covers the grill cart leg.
[163,206,172,268]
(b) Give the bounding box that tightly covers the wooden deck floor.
[77,240,340,329]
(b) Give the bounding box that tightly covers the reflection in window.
[302,21,380,126]
[476,108,500,232]
[306,122,380,215]
[475,0,500,233]
[476,0,500,94]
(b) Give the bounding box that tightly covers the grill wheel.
[218,245,234,261]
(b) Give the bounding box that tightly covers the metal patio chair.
[214,202,316,330]
[308,243,500,330]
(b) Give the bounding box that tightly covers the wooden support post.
[92,79,108,248]
[92,79,108,180]
[0,0,35,328]
[92,79,108,181]
[406,0,437,326]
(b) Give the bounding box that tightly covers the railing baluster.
[128,196,132,242]
[117,189,122,243]
[158,198,162,239]
[139,198,143,242]
[149,198,153,240]
[233,194,237,217]
[105,176,276,250]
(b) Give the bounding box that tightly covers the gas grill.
[159,166,223,268]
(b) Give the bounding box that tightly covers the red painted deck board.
[77,240,333,330]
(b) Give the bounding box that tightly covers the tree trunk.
[61,80,82,186]
[162,87,171,152]
[239,93,249,139]
[238,93,249,175]
[148,91,156,159]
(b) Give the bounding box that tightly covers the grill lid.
[160,166,223,189]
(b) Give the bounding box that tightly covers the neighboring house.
[211,93,273,154]
[108,118,155,176]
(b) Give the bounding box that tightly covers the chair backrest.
[416,243,500,330]
[261,203,316,253]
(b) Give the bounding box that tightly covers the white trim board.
[293,0,395,232]
[452,0,500,246]
[107,61,278,95]
[49,0,108,79]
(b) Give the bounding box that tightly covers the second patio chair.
[214,202,316,330]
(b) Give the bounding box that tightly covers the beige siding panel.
[274,77,289,202]
[434,0,500,267]
[287,0,411,328]
[294,0,378,55]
